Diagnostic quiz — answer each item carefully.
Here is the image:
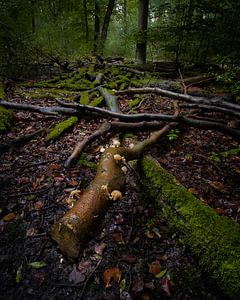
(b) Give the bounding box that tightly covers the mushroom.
[110,190,123,201]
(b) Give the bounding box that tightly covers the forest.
[0,0,240,299]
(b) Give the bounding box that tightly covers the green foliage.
[167,129,180,141]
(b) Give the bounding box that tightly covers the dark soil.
[0,71,239,300]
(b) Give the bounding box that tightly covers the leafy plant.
[167,129,180,141]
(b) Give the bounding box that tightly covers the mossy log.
[140,156,240,299]
[46,116,78,142]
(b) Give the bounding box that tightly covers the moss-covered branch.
[140,156,240,299]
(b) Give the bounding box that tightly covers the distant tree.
[136,0,149,64]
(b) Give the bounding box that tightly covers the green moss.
[89,96,104,107]
[0,106,12,132]
[0,81,5,99]
[141,156,240,299]
[128,97,142,108]
[46,116,78,142]
[80,91,90,105]
[78,153,97,170]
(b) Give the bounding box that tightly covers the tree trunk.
[135,0,149,64]
[99,0,116,54]
[83,0,89,43]
[93,0,100,54]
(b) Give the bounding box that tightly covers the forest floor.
[0,65,240,299]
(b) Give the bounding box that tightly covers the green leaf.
[120,278,126,293]
[155,268,167,279]
[16,265,23,283]
[28,261,47,269]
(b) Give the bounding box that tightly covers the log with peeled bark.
[51,123,175,259]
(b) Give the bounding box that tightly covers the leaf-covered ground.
[0,66,239,299]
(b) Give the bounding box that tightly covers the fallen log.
[51,123,175,259]
[140,156,240,299]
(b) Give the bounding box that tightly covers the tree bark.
[136,0,149,64]
[93,0,100,55]
[99,0,116,54]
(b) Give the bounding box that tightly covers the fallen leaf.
[132,278,144,292]
[149,260,161,275]
[103,267,121,288]
[34,201,44,210]
[215,207,226,215]
[113,231,125,244]
[68,180,78,187]
[28,261,47,269]
[145,230,154,239]
[114,214,124,225]
[69,264,85,284]
[34,272,45,286]
[155,268,167,279]
[132,237,140,244]
[26,227,36,237]
[162,278,171,296]
[94,242,107,256]
[119,278,126,293]
[78,260,92,273]
[121,254,137,264]
[144,282,155,289]
[210,181,228,193]
[3,212,16,222]
[16,265,23,283]
[188,187,198,195]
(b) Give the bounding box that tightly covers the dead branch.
[65,122,111,168]
[180,103,240,119]
[96,86,121,113]
[115,87,240,112]
[0,100,77,115]
[2,99,240,141]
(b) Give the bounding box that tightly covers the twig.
[79,260,102,299]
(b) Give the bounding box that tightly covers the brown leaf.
[69,264,86,284]
[162,278,171,296]
[32,181,38,189]
[78,260,92,274]
[68,180,78,187]
[34,272,45,286]
[54,175,65,182]
[215,207,226,215]
[113,231,125,244]
[145,230,154,239]
[103,267,121,288]
[121,254,137,264]
[34,201,44,210]
[94,242,107,256]
[132,278,144,292]
[210,181,228,193]
[114,214,124,225]
[3,212,16,222]
[26,227,36,237]
[188,187,198,195]
[149,260,161,275]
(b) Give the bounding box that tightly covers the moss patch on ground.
[0,82,12,132]
[45,116,78,142]
[140,156,240,299]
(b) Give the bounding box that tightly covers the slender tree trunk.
[99,0,116,55]
[83,0,89,43]
[93,0,100,54]
[30,0,35,33]
[136,0,149,64]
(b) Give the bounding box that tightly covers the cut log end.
[50,222,82,260]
